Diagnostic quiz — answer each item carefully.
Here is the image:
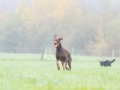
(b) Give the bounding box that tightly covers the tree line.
[0,0,120,55]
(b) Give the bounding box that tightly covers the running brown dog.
[54,35,72,70]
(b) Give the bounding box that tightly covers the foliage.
[0,0,120,54]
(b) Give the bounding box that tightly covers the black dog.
[54,35,72,70]
[99,59,115,67]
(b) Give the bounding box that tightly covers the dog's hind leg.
[68,55,72,70]
[62,62,65,70]
[68,61,71,70]
[65,61,69,70]
[109,63,111,67]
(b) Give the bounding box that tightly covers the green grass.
[0,53,120,90]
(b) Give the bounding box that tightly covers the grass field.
[0,53,120,90]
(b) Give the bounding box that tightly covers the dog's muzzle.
[54,43,58,47]
[54,43,57,45]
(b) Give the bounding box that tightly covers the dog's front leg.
[56,60,60,70]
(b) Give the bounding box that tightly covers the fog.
[0,0,120,55]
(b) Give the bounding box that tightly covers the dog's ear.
[59,38,63,41]
[54,35,57,40]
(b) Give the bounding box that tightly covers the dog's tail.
[111,59,115,63]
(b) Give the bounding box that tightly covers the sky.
[0,0,120,12]
[0,0,31,12]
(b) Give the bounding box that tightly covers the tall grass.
[0,53,119,90]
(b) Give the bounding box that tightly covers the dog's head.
[54,35,63,47]
[99,61,103,66]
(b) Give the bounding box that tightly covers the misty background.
[0,0,120,56]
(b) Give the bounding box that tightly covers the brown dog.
[54,35,72,70]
